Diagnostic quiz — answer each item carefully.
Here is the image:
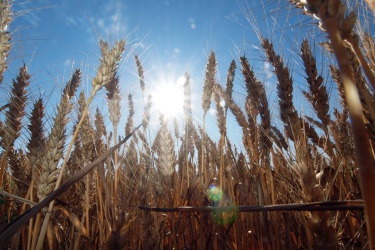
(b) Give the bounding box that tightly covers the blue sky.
[3,0,335,150]
[10,0,254,82]
[4,1,256,137]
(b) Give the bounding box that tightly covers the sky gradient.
[2,0,326,150]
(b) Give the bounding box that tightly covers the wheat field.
[0,0,375,249]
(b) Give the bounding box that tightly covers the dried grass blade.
[54,205,88,238]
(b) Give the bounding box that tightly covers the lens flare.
[208,185,239,226]
[208,185,223,204]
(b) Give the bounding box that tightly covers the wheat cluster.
[0,0,374,249]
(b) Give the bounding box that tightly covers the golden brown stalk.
[125,94,135,136]
[32,91,73,250]
[9,149,29,197]
[213,91,226,137]
[330,65,347,108]
[36,95,72,201]
[291,0,375,247]
[225,59,236,113]
[27,99,46,172]
[241,57,259,161]
[0,65,30,188]
[270,126,288,151]
[262,38,300,141]
[301,40,331,131]
[0,0,12,84]
[94,107,107,139]
[215,84,254,161]
[106,75,121,206]
[63,69,81,97]
[202,51,216,115]
[142,94,152,129]
[135,54,145,93]
[36,40,125,249]
[240,56,271,166]
[183,73,192,188]
[362,33,375,73]
[25,98,45,245]
[154,117,176,185]
[77,92,95,163]
[346,47,375,141]
[213,91,226,189]
[76,92,96,243]
[201,52,217,184]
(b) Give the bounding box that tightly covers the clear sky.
[3,0,329,150]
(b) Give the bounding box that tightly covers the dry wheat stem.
[347,37,375,91]
[36,41,125,249]
[293,0,375,246]
[324,10,375,250]
[0,65,30,188]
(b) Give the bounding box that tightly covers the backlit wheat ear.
[27,99,45,174]
[201,51,217,184]
[225,59,236,114]
[106,76,121,122]
[262,38,300,140]
[37,93,71,201]
[3,65,30,148]
[270,126,288,150]
[291,0,375,246]
[240,56,271,166]
[63,69,81,98]
[183,72,192,125]
[0,0,12,84]
[329,65,347,108]
[92,40,126,91]
[36,70,80,201]
[0,65,30,188]
[77,92,95,162]
[9,149,29,197]
[215,84,254,160]
[125,94,135,136]
[202,51,216,115]
[213,91,226,136]
[301,40,331,131]
[142,94,152,129]
[34,67,83,248]
[213,90,226,188]
[362,33,375,73]
[135,54,145,93]
[155,118,176,184]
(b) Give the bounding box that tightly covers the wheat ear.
[0,65,30,188]
[201,51,216,185]
[31,69,80,249]
[35,40,125,249]
[262,38,301,141]
[292,0,375,247]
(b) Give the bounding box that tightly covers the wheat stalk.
[0,65,30,188]
[291,0,375,247]
[201,51,216,185]
[262,38,300,141]
[35,41,126,249]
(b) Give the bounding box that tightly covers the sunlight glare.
[153,78,185,118]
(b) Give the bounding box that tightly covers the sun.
[152,77,185,118]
